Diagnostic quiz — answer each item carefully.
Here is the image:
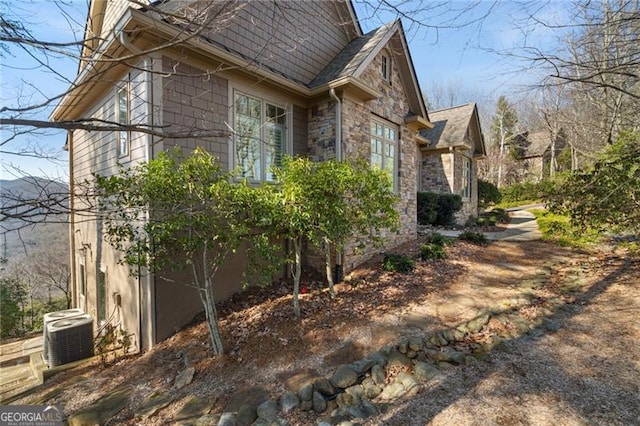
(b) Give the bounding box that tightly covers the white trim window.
[115,84,130,157]
[234,91,287,182]
[462,157,472,199]
[371,119,398,191]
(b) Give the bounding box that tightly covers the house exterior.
[51,0,432,351]
[419,103,486,223]
[511,130,567,181]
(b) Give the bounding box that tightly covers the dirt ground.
[16,238,640,425]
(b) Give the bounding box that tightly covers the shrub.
[417,192,438,225]
[424,232,447,246]
[458,230,488,246]
[478,179,502,207]
[382,253,415,273]
[417,192,463,226]
[420,243,447,260]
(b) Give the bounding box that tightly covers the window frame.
[232,89,290,182]
[462,157,472,199]
[115,82,130,158]
[370,117,399,192]
[381,53,391,83]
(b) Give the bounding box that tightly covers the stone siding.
[421,152,454,194]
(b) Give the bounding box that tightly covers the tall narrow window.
[97,269,106,323]
[462,157,472,198]
[234,91,287,182]
[381,54,391,82]
[116,85,130,157]
[370,119,398,191]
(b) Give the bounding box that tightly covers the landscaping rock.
[176,396,217,424]
[386,350,411,369]
[363,382,382,399]
[336,392,354,408]
[362,400,378,417]
[174,366,195,390]
[135,392,173,419]
[280,392,299,414]
[351,358,375,374]
[236,403,257,426]
[300,400,313,411]
[331,365,358,389]
[413,362,439,381]
[312,391,327,413]
[407,336,423,351]
[371,364,385,386]
[465,313,490,333]
[256,400,278,422]
[344,384,364,400]
[367,351,387,367]
[396,371,419,392]
[406,350,418,359]
[217,412,236,426]
[195,414,219,426]
[379,382,406,401]
[68,388,130,426]
[398,339,408,354]
[299,382,314,401]
[314,378,336,396]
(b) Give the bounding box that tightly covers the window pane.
[117,88,128,156]
[265,122,285,181]
[235,113,261,179]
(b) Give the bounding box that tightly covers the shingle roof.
[309,21,396,89]
[420,103,476,149]
[521,131,551,158]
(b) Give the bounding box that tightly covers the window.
[116,85,130,157]
[371,119,398,191]
[462,157,472,199]
[97,268,107,322]
[381,54,391,82]
[234,91,287,182]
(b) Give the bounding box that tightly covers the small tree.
[94,148,274,355]
[310,159,399,296]
[271,157,399,316]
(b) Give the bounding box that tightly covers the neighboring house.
[419,103,486,223]
[51,0,432,351]
[511,130,566,181]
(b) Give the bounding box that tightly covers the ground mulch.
[15,238,640,425]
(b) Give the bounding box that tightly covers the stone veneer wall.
[308,100,337,161]
[421,152,454,194]
[339,47,419,271]
[421,148,479,225]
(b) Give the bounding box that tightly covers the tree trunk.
[292,237,302,318]
[202,282,224,355]
[324,237,335,298]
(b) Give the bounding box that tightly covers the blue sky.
[1,0,565,180]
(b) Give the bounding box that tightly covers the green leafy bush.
[417,192,463,226]
[382,253,415,273]
[420,243,447,260]
[458,230,488,246]
[424,232,447,246]
[478,179,502,207]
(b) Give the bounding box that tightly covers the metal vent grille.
[47,314,94,367]
[42,309,84,362]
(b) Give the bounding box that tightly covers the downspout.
[67,130,77,308]
[119,30,155,350]
[329,89,344,282]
